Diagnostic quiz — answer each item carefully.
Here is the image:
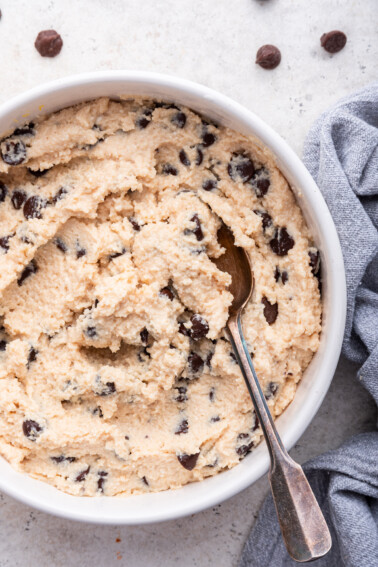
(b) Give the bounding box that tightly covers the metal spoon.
[214,223,332,563]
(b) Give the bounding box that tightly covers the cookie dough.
[0,98,321,496]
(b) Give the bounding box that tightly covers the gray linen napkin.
[239,83,378,567]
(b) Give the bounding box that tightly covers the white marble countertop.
[0,1,377,565]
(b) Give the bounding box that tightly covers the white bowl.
[0,71,346,524]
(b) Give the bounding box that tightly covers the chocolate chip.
[228,153,255,183]
[179,322,190,337]
[109,248,126,260]
[18,259,38,286]
[27,346,38,367]
[250,167,270,197]
[0,340,7,351]
[97,470,108,492]
[162,163,178,176]
[85,326,97,338]
[171,111,186,128]
[274,267,288,284]
[140,328,149,345]
[270,227,295,256]
[256,44,281,69]
[52,186,67,204]
[281,271,288,284]
[195,147,204,165]
[136,115,151,129]
[14,123,35,136]
[175,418,189,435]
[28,168,49,177]
[1,139,27,165]
[51,455,76,464]
[321,30,347,54]
[53,238,66,253]
[0,235,11,252]
[141,475,149,486]
[210,415,220,423]
[23,195,47,219]
[202,179,217,191]
[22,419,43,441]
[160,285,175,301]
[94,375,116,396]
[253,209,272,231]
[201,130,217,148]
[0,182,8,202]
[129,216,141,231]
[177,452,200,471]
[179,149,190,166]
[265,382,279,400]
[309,250,320,275]
[35,30,63,57]
[11,189,27,209]
[186,213,204,241]
[188,352,204,374]
[76,242,86,258]
[209,387,215,402]
[236,441,254,457]
[75,466,90,482]
[262,297,278,325]
[175,386,188,403]
[138,346,151,362]
[206,351,213,367]
[190,314,209,340]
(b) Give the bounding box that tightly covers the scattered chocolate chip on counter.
[34,29,63,58]
[321,30,347,54]
[256,44,281,69]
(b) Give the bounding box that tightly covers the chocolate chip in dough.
[23,195,47,219]
[51,186,67,204]
[201,130,217,148]
[1,139,27,165]
[76,242,86,258]
[85,325,97,339]
[274,266,288,284]
[51,455,76,464]
[75,466,90,482]
[28,167,49,177]
[171,111,187,129]
[109,248,126,260]
[270,227,295,256]
[209,387,215,402]
[140,328,149,345]
[22,419,43,441]
[129,216,141,231]
[185,213,204,241]
[195,147,204,165]
[0,340,7,351]
[136,115,151,129]
[202,179,217,191]
[94,377,116,397]
[13,123,35,136]
[228,152,255,183]
[236,440,254,457]
[0,182,7,202]
[177,452,200,471]
[141,475,149,486]
[175,418,189,435]
[175,386,188,403]
[262,297,278,325]
[253,209,272,231]
[265,382,279,400]
[11,189,27,210]
[0,235,11,253]
[321,30,347,54]
[35,30,63,57]
[179,149,190,166]
[54,237,68,254]
[18,259,38,286]
[251,167,271,198]
[309,250,320,275]
[97,470,108,492]
[210,415,220,423]
[188,352,204,374]
[160,285,175,300]
[27,346,38,367]
[162,163,178,176]
[178,322,191,337]
[256,44,281,69]
[190,314,209,340]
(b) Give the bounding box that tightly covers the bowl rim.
[0,70,347,524]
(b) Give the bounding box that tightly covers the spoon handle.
[227,314,332,563]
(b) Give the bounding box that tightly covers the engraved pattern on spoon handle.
[227,314,332,563]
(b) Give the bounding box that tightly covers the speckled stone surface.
[0,1,377,565]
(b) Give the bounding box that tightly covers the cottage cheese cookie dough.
[0,98,321,496]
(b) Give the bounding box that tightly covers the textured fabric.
[239,83,378,567]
